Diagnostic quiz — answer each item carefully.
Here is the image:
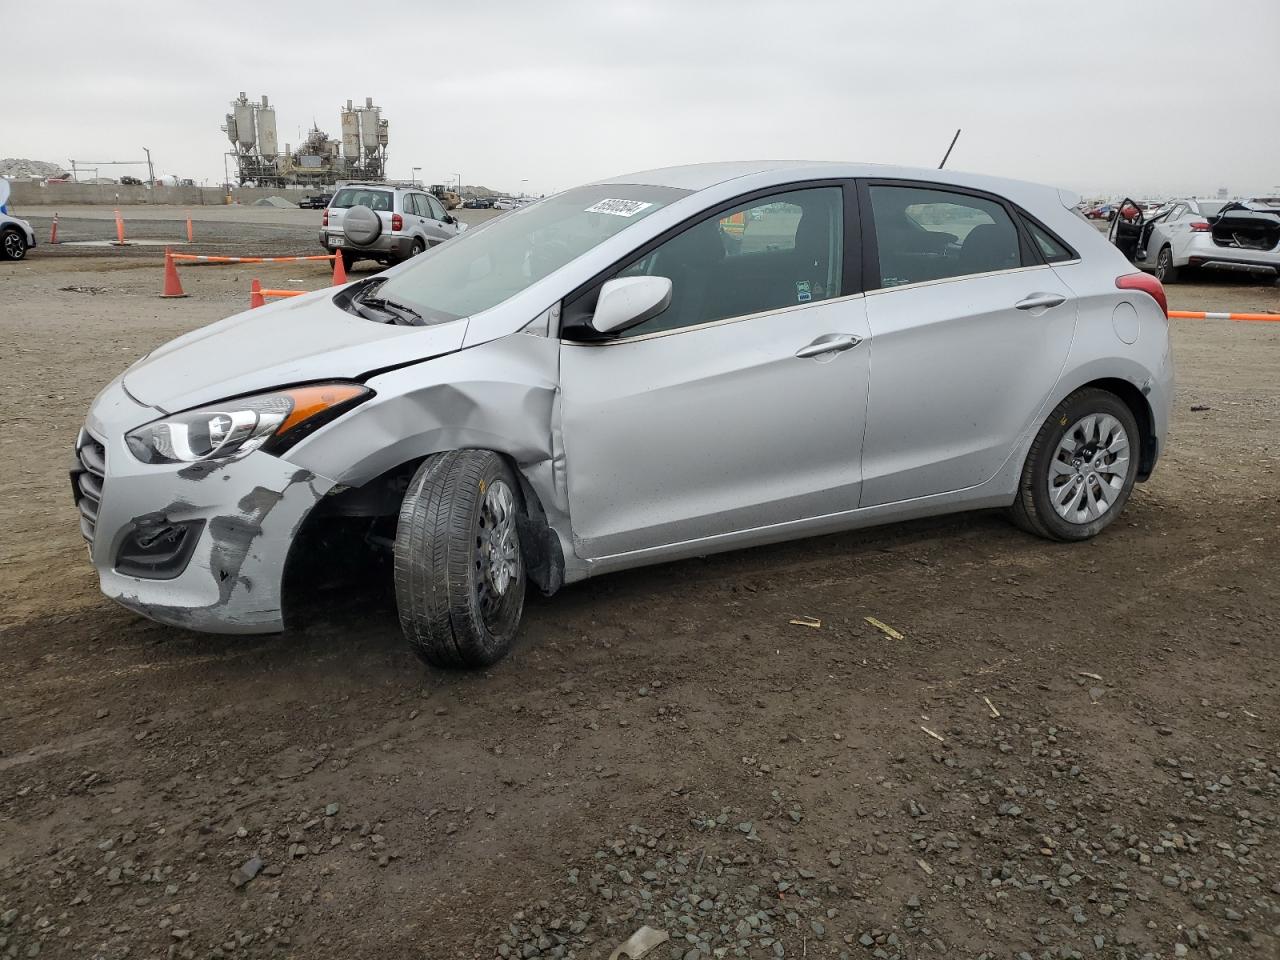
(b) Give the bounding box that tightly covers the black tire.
[340,249,357,271]
[1,228,27,261]
[1009,388,1141,542]
[394,450,526,668]
[411,238,426,257]
[1155,245,1179,284]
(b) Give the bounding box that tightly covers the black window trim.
[855,177,1046,291]
[1015,205,1081,264]
[560,178,862,341]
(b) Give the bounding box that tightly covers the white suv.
[320,183,465,269]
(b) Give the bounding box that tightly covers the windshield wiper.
[351,281,427,326]
[361,296,426,326]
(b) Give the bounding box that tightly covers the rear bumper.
[1184,236,1280,274]
[320,231,413,260]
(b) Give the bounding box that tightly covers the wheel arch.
[283,446,566,610]
[1066,377,1157,481]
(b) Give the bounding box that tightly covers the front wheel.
[1010,389,1141,542]
[394,450,526,668]
[1155,246,1179,283]
[1,229,28,261]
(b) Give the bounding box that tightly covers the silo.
[359,98,380,152]
[257,96,278,157]
[341,99,361,159]
[233,99,256,152]
[224,113,239,146]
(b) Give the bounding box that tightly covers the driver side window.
[611,186,844,338]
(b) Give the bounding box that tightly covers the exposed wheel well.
[282,450,564,623]
[1073,378,1157,481]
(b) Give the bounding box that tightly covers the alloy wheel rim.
[475,480,520,622]
[1047,414,1130,524]
[3,235,20,257]
[1157,250,1170,279]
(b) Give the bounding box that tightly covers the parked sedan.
[75,161,1173,669]
[1110,196,1280,282]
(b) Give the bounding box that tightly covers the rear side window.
[869,184,1020,287]
[1021,217,1075,263]
[331,188,393,212]
[426,195,447,220]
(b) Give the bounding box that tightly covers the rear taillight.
[1116,272,1168,317]
[391,213,403,232]
[1189,221,1210,232]
[322,209,328,227]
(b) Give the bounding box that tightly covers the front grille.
[72,429,107,544]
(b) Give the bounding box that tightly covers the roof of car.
[595,160,1073,207]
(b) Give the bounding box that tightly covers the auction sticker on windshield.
[585,199,654,217]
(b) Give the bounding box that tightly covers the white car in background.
[1,210,36,261]
[1111,196,1280,282]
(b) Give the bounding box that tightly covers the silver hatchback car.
[76,161,1173,668]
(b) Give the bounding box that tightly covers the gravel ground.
[0,217,1277,960]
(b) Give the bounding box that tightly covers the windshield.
[331,187,393,211]
[377,184,687,322]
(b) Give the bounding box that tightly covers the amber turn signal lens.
[276,384,369,436]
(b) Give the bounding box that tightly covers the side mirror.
[590,276,673,335]
[444,214,455,224]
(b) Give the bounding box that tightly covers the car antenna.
[938,128,961,169]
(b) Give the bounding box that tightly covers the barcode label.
[585,198,653,217]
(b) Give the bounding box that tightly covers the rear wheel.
[1,228,27,261]
[394,450,526,669]
[1010,389,1140,542]
[340,249,357,271]
[1155,246,1179,283]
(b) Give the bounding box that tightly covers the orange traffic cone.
[160,248,188,298]
[331,252,347,285]
[49,213,59,244]
[186,216,193,244]
[250,278,265,309]
[113,209,127,246]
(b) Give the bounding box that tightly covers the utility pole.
[453,172,461,192]
[143,147,154,188]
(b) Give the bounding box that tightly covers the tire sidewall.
[1026,393,1140,541]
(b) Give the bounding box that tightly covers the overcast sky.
[7,0,1279,198]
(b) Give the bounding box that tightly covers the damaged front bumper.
[76,378,336,633]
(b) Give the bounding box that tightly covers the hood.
[121,288,469,413]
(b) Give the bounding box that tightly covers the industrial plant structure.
[222,93,389,187]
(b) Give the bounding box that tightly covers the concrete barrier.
[6,181,321,207]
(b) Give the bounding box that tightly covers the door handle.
[795,333,862,359]
[1015,292,1067,311]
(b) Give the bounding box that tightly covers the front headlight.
[126,382,371,465]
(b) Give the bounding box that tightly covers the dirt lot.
[1,213,1278,960]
